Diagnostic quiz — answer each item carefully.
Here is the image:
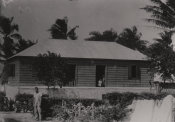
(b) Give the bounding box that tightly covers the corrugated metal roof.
[10,39,148,61]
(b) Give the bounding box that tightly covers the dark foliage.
[146,31,175,81]
[51,105,70,121]
[142,0,175,29]
[86,28,118,42]
[86,27,148,54]
[67,25,79,40]
[0,16,37,85]
[0,15,35,59]
[15,93,33,112]
[159,82,175,89]
[0,92,7,111]
[33,51,73,88]
[15,38,36,53]
[0,16,20,59]
[116,26,148,54]
[41,96,103,119]
[0,92,14,111]
[102,92,138,106]
[49,18,68,39]
[48,17,79,40]
[100,105,131,122]
[102,92,169,106]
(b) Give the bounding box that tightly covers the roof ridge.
[8,39,148,61]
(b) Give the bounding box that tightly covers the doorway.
[67,64,76,86]
[96,65,106,87]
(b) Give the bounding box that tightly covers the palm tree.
[116,26,148,53]
[142,0,175,82]
[0,16,35,85]
[0,16,21,59]
[15,38,36,53]
[48,17,79,40]
[86,29,118,42]
[142,0,175,30]
[147,31,173,56]
[147,31,175,82]
[154,31,173,45]
[0,16,21,85]
[67,25,79,40]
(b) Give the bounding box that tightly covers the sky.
[1,0,163,43]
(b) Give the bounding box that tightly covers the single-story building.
[6,39,152,99]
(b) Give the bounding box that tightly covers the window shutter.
[128,66,131,79]
[137,66,141,79]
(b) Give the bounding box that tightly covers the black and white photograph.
[0,0,175,121]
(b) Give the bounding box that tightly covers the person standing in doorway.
[101,75,105,87]
[98,79,103,87]
[33,87,42,121]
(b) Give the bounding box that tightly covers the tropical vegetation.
[86,28,118,42]
[142,0,175,30]
[86,26,148,54]
[0,15,36,85]
[117,26,148,53]
[48,17,79,40]
[33,51,73,88]
[143,0,175,82]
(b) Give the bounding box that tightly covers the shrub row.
[0,92,15,111]
[0,92,8,111]
[15,93,33,112]
[41,96,103,119]
[13,93,103,119]
[102,92,169,106]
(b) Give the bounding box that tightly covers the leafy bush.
[0,92,9,111]
[41,96,61,119]
[51,105,70,121]
[8,99,15,111]
[61,98,103,108]
[51,102,130,122]
[15,93,33,112]
[41,97,103,119]
[137,92,168,100]
[102,92,170,107]
[99,105,131,122]
[0,92,15,111]
[102,92,137,107]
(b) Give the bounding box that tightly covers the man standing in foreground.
[34,87,42,121]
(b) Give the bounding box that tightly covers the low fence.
[18,86,155,99]
[4,84,163,99]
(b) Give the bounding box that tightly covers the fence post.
[77,102,81,116]
[91,102,95,119]
[172,98,175,122]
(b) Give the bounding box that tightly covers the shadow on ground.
[4,118,20,122]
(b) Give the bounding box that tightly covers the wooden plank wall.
[16,58,151,87]
[76,64,96,87]
[19,60,38,85]
[140,67,151,87]
[107,65,151,87]
[8,60,20,85]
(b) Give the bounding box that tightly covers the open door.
[96,65,106,87]
[67,64,76,86]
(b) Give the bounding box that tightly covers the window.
[128,65,140,79]
[9,64,15,77]
[66,64,76,86]
[96,65,106,87]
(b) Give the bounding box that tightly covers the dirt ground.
[0,112,52,122]
[0,112,132,122]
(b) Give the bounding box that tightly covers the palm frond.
[145,18,174,28]
[142,0,175,29]
[10,33,22,40]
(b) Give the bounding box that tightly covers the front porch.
[5,85,156,100]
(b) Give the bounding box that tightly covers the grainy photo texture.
[0,0,175,122]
